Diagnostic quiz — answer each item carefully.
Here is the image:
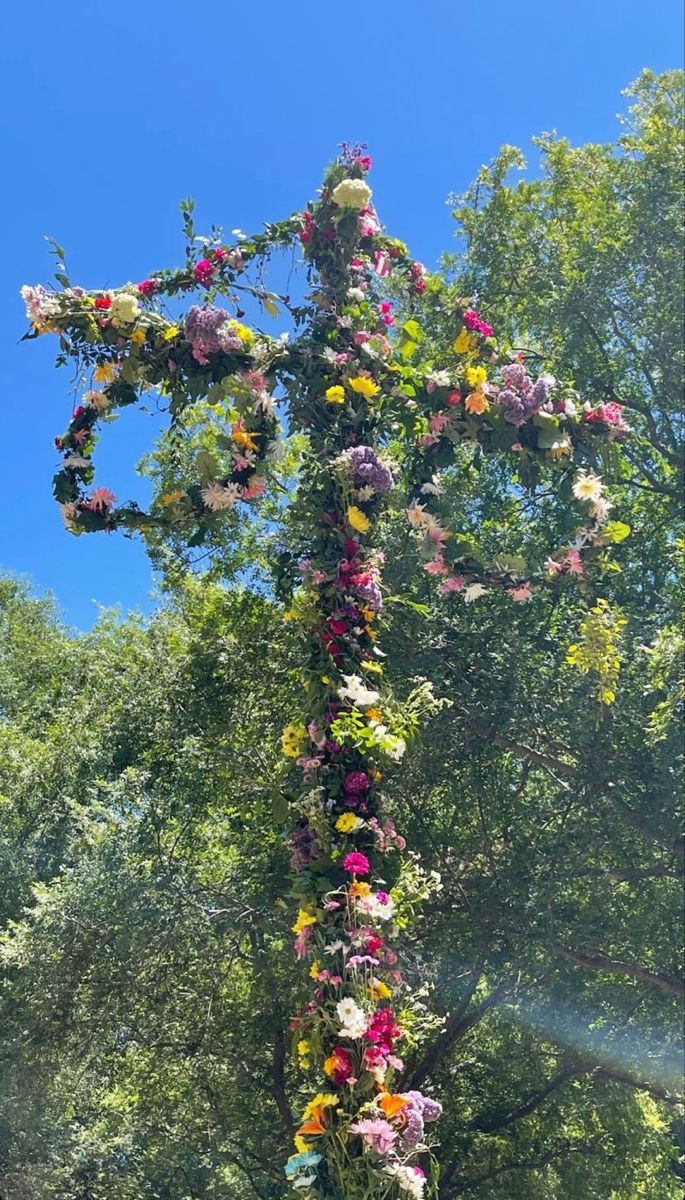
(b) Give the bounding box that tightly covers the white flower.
[357,892,396,921]
[336,997,367,1038]
[84,390,111,411]
[109,292,140,327]
[406,501,428,528]
[21,284,60,324]
[355,485,375,502]
[420,476,443,496]
[381,734,406,761]
[588,495,613,522]
[427,370,451,387]
[62,454,90,469]
[338,674,380,709]
[384,1163,426,1198]
[201,482,242,511]
[276,332,290,346]
[60,502,80,532]
[324,940,346,956]
[347,287,366,303]
[572,471,604,503]
[464,583,489,603]
[330,178,372,210]
[254,392,276,416]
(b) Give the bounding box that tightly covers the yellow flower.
[465,389,489,415]
[325,385,346,404]
[347,505,370,533]
[292,909,317,935]
[336,812,362,833]
[93,362,117,384]
[366,707,383,723]
[294,1135,310,1153]
[162,325,180,341]
[349,880,371,898]
[302,1093,339,1121]
[298,1040,311,1058]
[365,625,377,640]
[309,960,321,980]
[232,427,258,451]
[160,490,185,506]
[226,320,254,346]
[550,434,573,459]
[370,980,392,1001]
[130,328,146,346]
[465,364,487,388]
[282,722,306,757]
[453,329,477,355]
[349,376,381,399]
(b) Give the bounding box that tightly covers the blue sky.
[1,0,682,628]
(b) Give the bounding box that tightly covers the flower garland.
[22,145,626,1199]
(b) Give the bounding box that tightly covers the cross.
[22,145,624,1198]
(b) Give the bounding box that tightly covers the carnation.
[331,178,373,210]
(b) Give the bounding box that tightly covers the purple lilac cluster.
[497,362,552,426]
[288,822,321,872]
[352,576,383,612]
[184,305,244,364]
[345,445,394,493]
[399,1091,444,1149]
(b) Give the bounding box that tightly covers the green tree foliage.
[1,72,683,1199]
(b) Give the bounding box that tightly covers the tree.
[7,85,682,1199]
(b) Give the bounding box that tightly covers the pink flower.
[137,279,156,296]
[446,390,462,406]
[242,476,267,500]
[344,771,370,793]
[563,549,584,575]
[294,925,312,959]
[349,1117,397,1154]
[374,250,391,277]
[343,852,371,876]
[194,258,215,287]
[439,575,464,594]
[429,411,450,434]
[85,487,116,512]
[544,557,562,574]
[424,557,448,576]
[509,583,533,602]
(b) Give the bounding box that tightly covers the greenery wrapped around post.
[22,146,626,1199]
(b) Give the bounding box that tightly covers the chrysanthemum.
[572,471,604,503]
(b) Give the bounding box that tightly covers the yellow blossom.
[160,490,185,506]
[336,812,362,833]
[302,1094,339,1121]
[349,880,371,898]
[453,329,477,355]
[365,708,383,723]
[465,389,489,415]
[298,1040,311,1058]
[309,960,321,980]
[162,325,180,341]
[465,364,487,388]
[371,980,392,1001]
[232,427,258,451]
[292,909,317,935]
[347,505,370,533]
[349,376,381,399]
[93,362,117,384]
[226,320,254,346]
[325,385,346,404]
[294,1136,310,1153]
[130,328,146,346]
[282,722,306,757]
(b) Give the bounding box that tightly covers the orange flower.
[465,389,489,415]
[379,1092,410,1120]
[296,1116,326,1137]
[349,880,371,898]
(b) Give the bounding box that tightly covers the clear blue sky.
[1,0,682,628]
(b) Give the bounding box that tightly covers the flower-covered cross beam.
[23,146,627,1198]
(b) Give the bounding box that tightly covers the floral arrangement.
[22,143,627,1198]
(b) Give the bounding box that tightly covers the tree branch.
[554,945,685,999]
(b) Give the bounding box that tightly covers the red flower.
[137,280,156,296]
[94,296,111,310]
[329,618,348,636]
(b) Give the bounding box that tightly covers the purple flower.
[400,1090,444,1148]
[184,305,244,363]
[344,446,394,494]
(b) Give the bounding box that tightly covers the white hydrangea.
[110,292,140,327]
[330,177,372,210]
